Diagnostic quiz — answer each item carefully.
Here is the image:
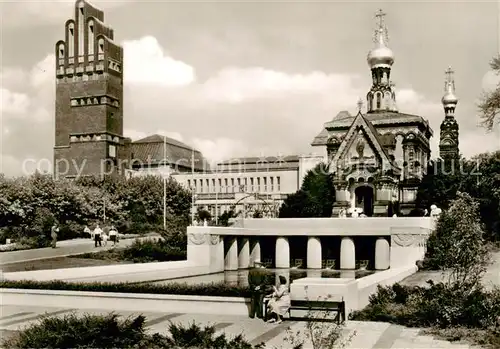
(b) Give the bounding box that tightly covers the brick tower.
[54,0,130,179]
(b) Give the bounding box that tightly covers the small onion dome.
[441,90,458,106]
[367,28,394,68]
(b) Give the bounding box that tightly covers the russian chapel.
[311,10,460,216]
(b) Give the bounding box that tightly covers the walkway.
[0,235,156,265]
[0,305,482,348]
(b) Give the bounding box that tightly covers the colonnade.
[224,236,390,271]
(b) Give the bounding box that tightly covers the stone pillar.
[375,237,390,270]
[275,237,290,269]
[250,239,261,266]
[340,237,355,270]
[307,236,322,269]
[224,237,238,271]
[238,237,250,269]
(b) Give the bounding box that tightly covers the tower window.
[376,93,381,109]
[79,7,84,15]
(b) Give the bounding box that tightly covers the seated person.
[266,275,291,324]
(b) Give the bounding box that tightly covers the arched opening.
[376,93,381,109]
[353,185,374,216]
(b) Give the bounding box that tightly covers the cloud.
[482,70,500,92]
[200,68,362,103]
[123,36,196,86]
[191,137,249,164]
[0,88,31,115]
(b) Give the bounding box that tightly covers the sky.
[1,0,499,177]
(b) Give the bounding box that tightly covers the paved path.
[0,235,156,266]
[0,305,482,348]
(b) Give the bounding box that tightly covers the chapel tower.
[366,9,398,113]
[53,0,130,178]
[439,66,460,161]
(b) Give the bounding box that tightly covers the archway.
[353,185,374,216]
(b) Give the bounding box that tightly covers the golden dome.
[367,28,394,68]
[441,91,458,105]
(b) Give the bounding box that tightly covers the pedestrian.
[93,224,103,247]
[50,223,59,248]
[108,225,118,245]
[83,225,91,239]
[102,232,108,246]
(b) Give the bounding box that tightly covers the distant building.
[172,154,324,218]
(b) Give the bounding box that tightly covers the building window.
[108,145,116,158]
[187,179,191,189]
[277,176,281,191]
[218,179,222,192]
[224,178,228,193]
[237,178,241,191]
[263,177,267,192]
[212,179,215,192]
[244,178,248,192]
[270,177,274,191]
[231,178,235,192]
[257,177,261,191]
[193,179,197,192]
[250,178,254,192]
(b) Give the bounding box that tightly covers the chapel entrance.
[354,185,374,216]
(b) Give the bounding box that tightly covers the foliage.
[478,55,500,131]
[2,313,147,349]
[218,209,237,226]
[76,238,187,263]
[0,173,191,245]
[195,208,212,223]
[279,163,335,218]
[350,282,500,335]
[165,322,264,349]
[422,192,490,290]
[0,279,252,298]
[416,152,500,241]
[1,313,262,349]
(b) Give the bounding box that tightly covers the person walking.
[93,224,103,247]
[83,225,91,239]
[50,223,59,248]
[102,232,108,246]
[248,260,273,319]
[108,226,118,246]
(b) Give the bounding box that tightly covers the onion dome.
[367,28,395,68]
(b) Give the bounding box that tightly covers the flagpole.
[191,149,195,225]
[215,170,218,225]
[163,135,167,230]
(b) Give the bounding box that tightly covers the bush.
[350,282,500,347]
[1,313,263,349]
[0,279,252,298]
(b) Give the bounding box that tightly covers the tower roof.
[441,66,458,108]
[367,9,395,69]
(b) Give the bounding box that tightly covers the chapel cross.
[357,98,364,113]
[445,66,454,83]
[375,9,386,29]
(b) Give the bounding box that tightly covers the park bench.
[264,298,346,324]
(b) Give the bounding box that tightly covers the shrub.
[2,313,147,348]
[0,279,252,298]
[1,313,262,349]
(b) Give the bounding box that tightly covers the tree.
[478,55,500,131]
[196,208,212,223]
[279,163,335,218]
[424,192,490,290]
